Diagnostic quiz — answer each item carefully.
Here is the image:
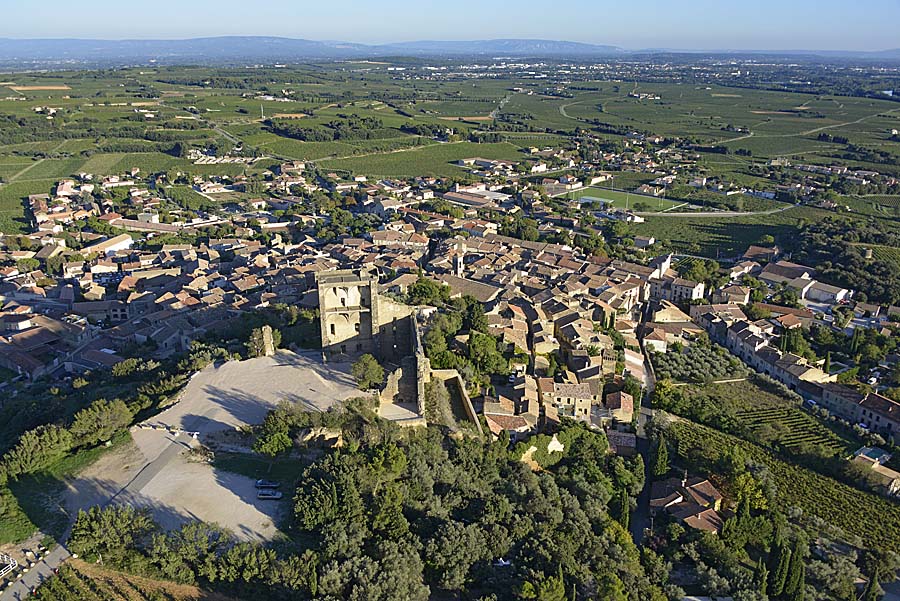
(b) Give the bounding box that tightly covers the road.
[716,106,900,145]
[3,541,71,600]
[558,101,585,121]
[630,308,656,545]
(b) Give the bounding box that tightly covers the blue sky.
[2,0,898,51]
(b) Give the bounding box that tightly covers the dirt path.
[6,140,68,183]
[558,100,585,121]
[716,107,900,145]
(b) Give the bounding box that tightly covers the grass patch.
[2,431,132,544]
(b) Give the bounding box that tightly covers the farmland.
[670,419,900,553]
[693,377,852,451]
[317,141,525,178]
[631,205,833,257]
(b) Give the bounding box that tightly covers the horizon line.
[0,35,895,54]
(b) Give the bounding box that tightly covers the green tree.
[70,505,155,561]
[371,482,408,537]
[1,424,73,480]
[652,433,669,478]
[521,567,567,601]
[408,277,450,305]
[464,300,489,333]
[16,257,39,273]
[862,567,881,601]
[352,354,384,390]
[756,556,769,597]
[614,487,630,530]
[45,254,65,275]
[769,539,792,597]
[468,331,508,375]
[69,398,133,447]
[783,540,807,599]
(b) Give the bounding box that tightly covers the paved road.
[3,543,71,600]
[630,318,656,545]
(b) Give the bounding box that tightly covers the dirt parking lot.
[66,351,358,541]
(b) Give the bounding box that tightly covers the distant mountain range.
[0,37,622,64]
[0,36,896,65]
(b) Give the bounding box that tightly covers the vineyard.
[35,560,238,601]
[735,406,849,455]
[669,419,900,553]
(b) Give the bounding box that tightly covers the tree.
[371,482,408,537]
[2,424,73,480]
[756,557,769,597]
[69,398,133,447]
[769,539,792,597]
[614,487,630,530]
[408,277,450,306]
[16,257,39,273]
[652,433,669,478]
[468,331,508,375]
[423,378,453,426]
[783,540,807,599]
[521,567,567,601]
[70,505,155,561]
[823,350,831,374]
[352,354,384,390]
[464,300,488,334]
[245,326,278,358]
[862,567,881,601]
[45,254,65,275]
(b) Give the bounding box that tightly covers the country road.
[558,101,584,120]
[717,106,900,145]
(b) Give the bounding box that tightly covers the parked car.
[255,479,280,489]
[257,489,283,500]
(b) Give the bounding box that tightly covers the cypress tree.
[784,540,806,599]
[652,433,669,477]
[850,328,862,355]
[769,540,791,597]
[823,350,831,374]
[862,566,880,601]
[756,556,769,597]
[615,487,630,530]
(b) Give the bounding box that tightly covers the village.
[1,135,899,551]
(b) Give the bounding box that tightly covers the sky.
[1,0,899,51]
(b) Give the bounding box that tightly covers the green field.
[317,141,524,178]
[566,187,690,212]
[0,179,56,233]
[631,205,832,257]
